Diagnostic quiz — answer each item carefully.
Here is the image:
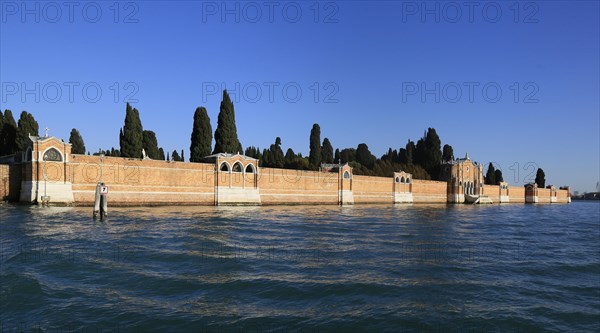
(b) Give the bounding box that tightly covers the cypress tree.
[485,162,496,185]
[171,150,181,162]
[399,140,415,165]
[269,137,284,168]
[15,111,39,151]
[181,149,185,162]
[284,148,296,168]
[142,130,160,159]
[535,168,546,188]
[406,140,415,164]
[119,103,144,158]
[415,128,442,178]
[382,148,393,161]
[321,138,334,164]
[0,111,3,139]
[356,143,376,169]
[334,148,341,164]
[340,148,356,164]
[213,90,242,154]
[244,146,262,160]
[69,128,86,154]
[190,106,212,162]
[158,147,165,160]
[262,148,272,167]
[0,110,17,156]
[442,144,454,162]
[494,169,504,184]
[308,123,321,169]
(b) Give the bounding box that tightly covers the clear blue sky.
[1,1,598,192]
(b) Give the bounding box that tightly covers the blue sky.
[1,1,598,192]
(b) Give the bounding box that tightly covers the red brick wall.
[352,175,393,203]
[482,185,500,202]
[537,188,552,203]
[508,186,525,203]
[70,155,215,206]
[0,164,9,200]
[412,180,447,203]
[258,168,339,204]
[556,189,569,203]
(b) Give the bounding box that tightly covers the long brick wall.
[482,185,501,202]
[70,154,216,206]
[258,168,338,205]
[508,186,526,203]
[411,179,447,203]
[4,148,571,206]
[556,189,570,203]
[352,175,393,204]
[0,163,21,202]
[537,188,552,203]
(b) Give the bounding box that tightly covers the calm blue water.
[0,202,598,332]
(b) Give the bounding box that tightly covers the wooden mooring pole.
[93,182,108,220]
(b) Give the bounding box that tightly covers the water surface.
[1,203,599,332]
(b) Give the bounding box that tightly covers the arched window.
[343,171,351,179]
[25,147,32,161]
[43,148,62,162]
[232,162,243,173]
[395,177,400,183]
[400,176,405,183]
[220,162,230,172]
[245,164,255,174]
[406,177,410,183]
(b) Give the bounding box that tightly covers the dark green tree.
[308,123,321,169]
[69,128,86,154]
[284,148,296,168]
[321,138,334,164]
[494,169,504,184]
[181,149,185,162]
[261,148,272,167]
[269,137,284,168]
[442,144,454,162]
[244,146,262,160]
[142,130,160,159]
[535,168,545,188]
[283,148,309,170]
[340,148,356,164]
[0,110,17,155]
[171,150,181,162]
[414,128,442,178]
[190,106,212,162]
[15,111,39,151]
[382,148,393,162]
[158,147,165,160]
[381,148,400,163]
[213,90,242,154]
[119,103,144,158]
[399,140,415,165]
[334,148,341,164]
[485,162,496,185]
[356,143,376,169]
[381,148,399,163]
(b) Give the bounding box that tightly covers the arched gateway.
[19,135,74,204]
[205,153,261,205]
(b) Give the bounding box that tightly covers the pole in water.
[93,182,109,220]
